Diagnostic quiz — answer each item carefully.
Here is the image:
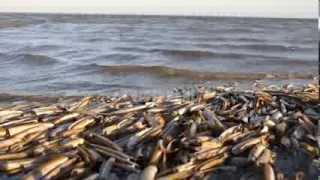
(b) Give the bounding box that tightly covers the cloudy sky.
[0,0,317,18]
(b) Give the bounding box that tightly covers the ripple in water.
[0,13,317,96]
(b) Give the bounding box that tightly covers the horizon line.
[0,11,316,20]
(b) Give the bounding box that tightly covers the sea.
[0,13,318,96]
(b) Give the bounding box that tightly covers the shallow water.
[0,13,318,96]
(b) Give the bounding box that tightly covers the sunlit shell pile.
[0,84,319,180]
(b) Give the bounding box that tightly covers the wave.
[113,47,149,53]
[113,42,312,57]
[17,45,63,52]
[91,53,141,62]
[150,48,303,60]
[249,59,317,66]
[223,44,311,52]
[151,49,248,59]
[0,53,59,66]
[48,82,144,90]
[88,64,315,81]
[213,28,265,34]
[199,37,266,43]
[235,38,267,43]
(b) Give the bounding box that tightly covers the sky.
[0,0,318,18]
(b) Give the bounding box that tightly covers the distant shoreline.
[0,12,316,20]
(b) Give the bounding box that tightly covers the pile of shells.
[0,83,319,180]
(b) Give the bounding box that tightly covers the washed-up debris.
[0,83,319,180]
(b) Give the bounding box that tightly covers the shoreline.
[0,78,318,104]
[0,12,316,20]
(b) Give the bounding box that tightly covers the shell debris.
[0,83,319,179]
